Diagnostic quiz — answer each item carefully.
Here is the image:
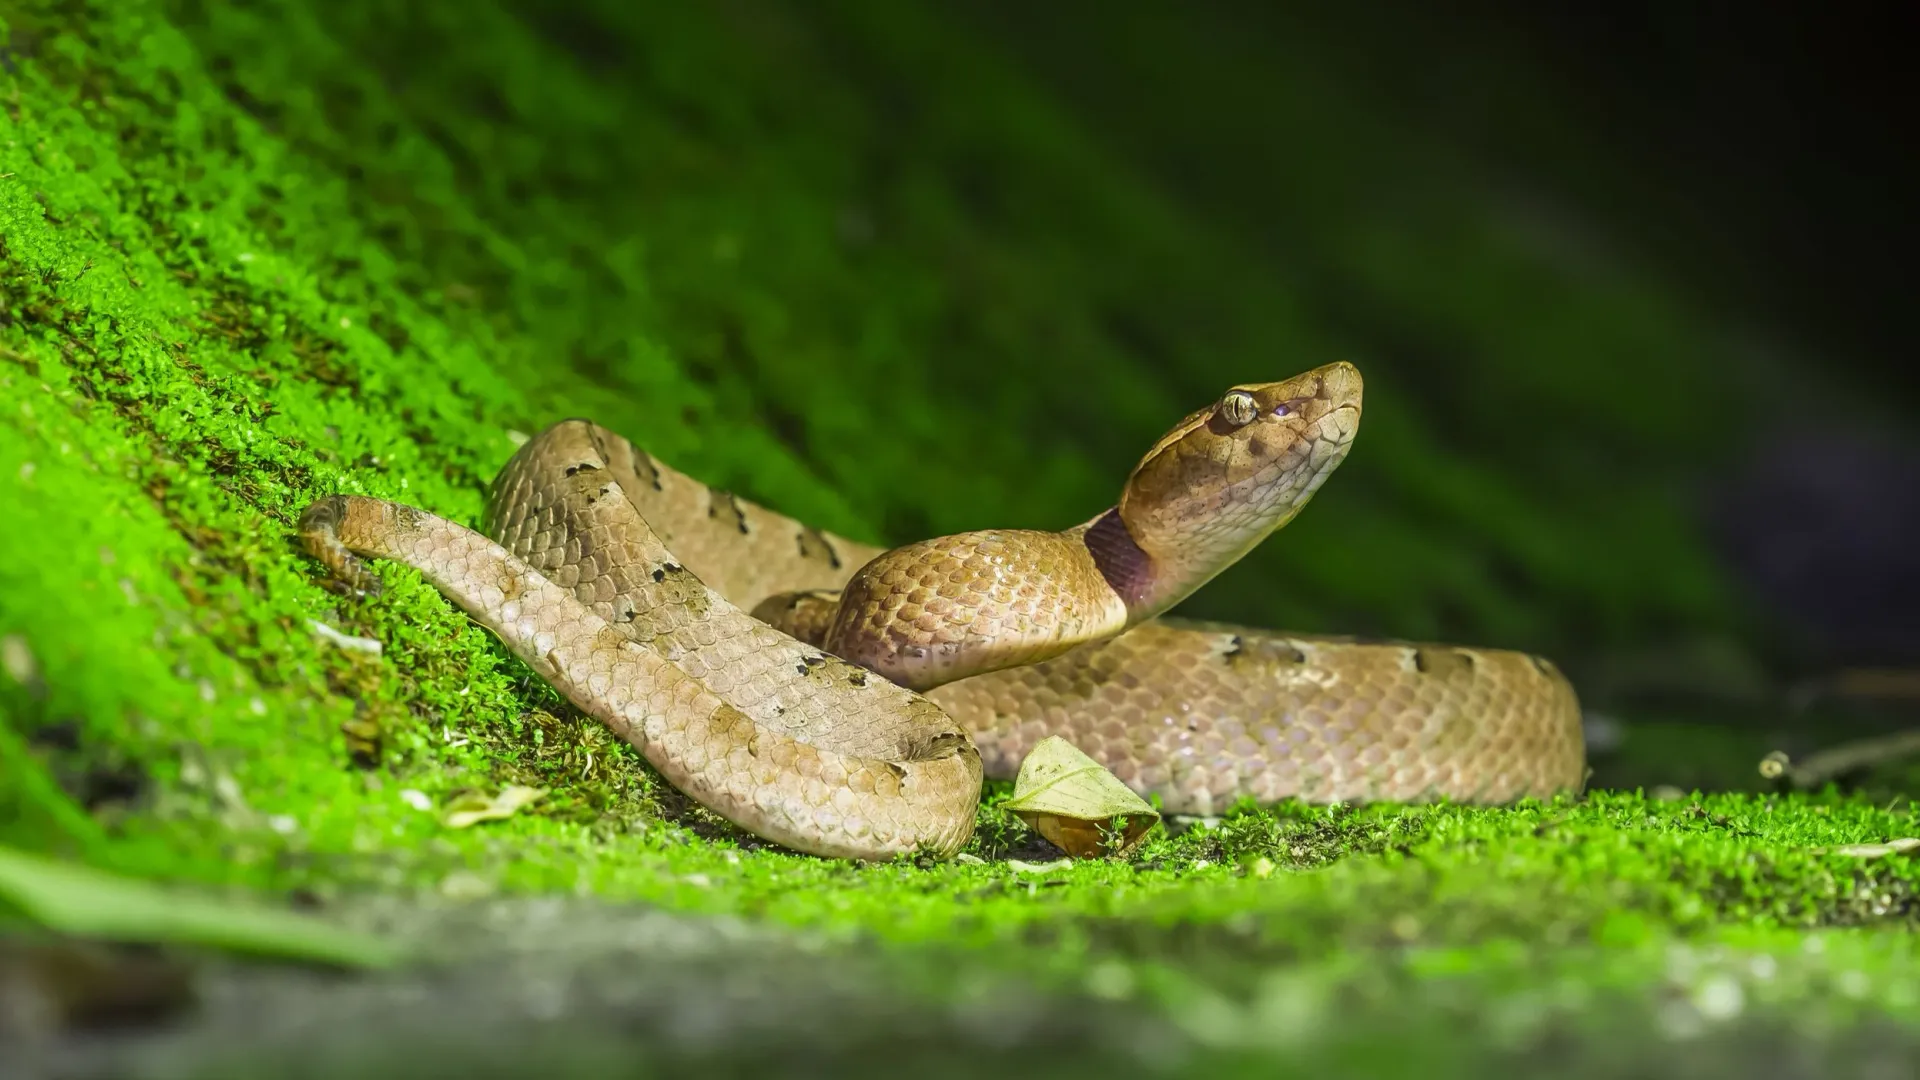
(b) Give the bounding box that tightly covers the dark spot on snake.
[565,461,599,477]
[1247,437,1268,458]
[651,567,667,583]
[1084,509,1156,609]
[848,670,868,688]
[919,731,970,758]
[797,525,842,569]
[708,489,750,535]
[1222,635,1306,667]
[885,762,908,780]
[1414,647,1477,679]
[627,448,665,491]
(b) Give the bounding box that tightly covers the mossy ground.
[3,2,1918,1075]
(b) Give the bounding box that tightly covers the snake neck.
[1080,501,1292,626]
[1078,508,1188,626]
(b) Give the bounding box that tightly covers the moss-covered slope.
[3,2,1916,1076]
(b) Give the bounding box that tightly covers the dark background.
[983,2,1919,407]
[965,2,1920,677]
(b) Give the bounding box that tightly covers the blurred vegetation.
[3,0,1918,1075]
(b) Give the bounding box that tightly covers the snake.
[297,362,1585,860]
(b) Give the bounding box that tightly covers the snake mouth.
[1316,400,1361,434]
[1298,400,1360,457]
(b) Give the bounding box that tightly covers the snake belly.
[300,374,1586,860]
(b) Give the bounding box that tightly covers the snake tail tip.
[296,495,384,598]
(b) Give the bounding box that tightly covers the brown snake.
[298,362,1585,860]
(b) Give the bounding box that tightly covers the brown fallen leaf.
[1002,737,1159,859]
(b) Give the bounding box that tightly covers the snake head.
[1116,362,1363,598]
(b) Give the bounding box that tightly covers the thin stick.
[1761,729,1920,788]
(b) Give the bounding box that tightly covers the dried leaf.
[1002,736,1159,858]
[441,785,547,829]
[1007,858,1073,874]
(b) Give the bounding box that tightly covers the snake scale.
[299,362,1585,860]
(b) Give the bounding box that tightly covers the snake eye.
[1216,390,1259,428]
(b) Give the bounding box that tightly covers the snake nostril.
[1275,395,1313,419]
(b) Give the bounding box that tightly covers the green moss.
[2,0,1915,1073]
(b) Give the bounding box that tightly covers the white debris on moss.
[0,634,37,686]
[308,619,383,656]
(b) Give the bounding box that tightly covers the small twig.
[1760,728,1920,788]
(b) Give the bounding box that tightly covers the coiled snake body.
[300,363,1585,860]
